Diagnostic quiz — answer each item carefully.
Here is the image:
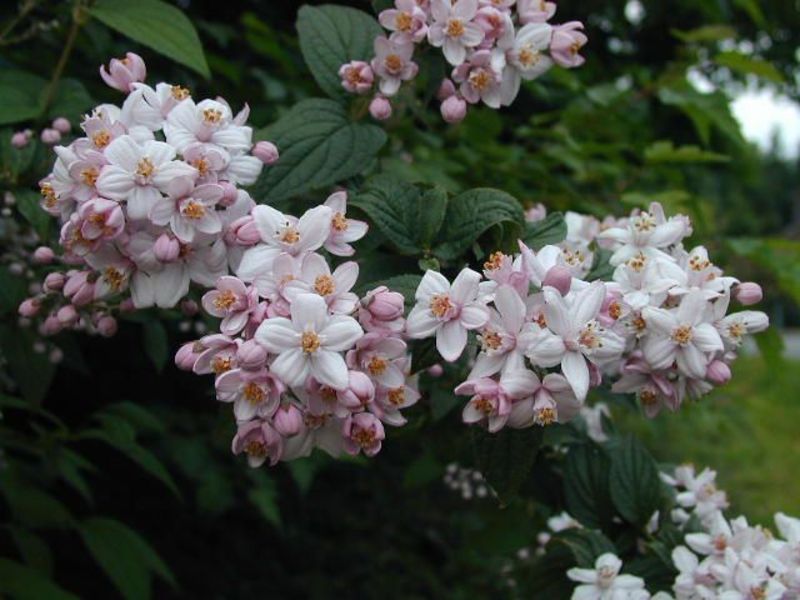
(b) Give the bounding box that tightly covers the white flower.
[95,134,197,220]
[428,0,485,66]
[493,20,553,105]
[255,293,363,390]
[283,252,360,314]
[469,284,529,379]
[406,268,490,362]
[163,98,252,154]
[598,202,690,266]
[642,291,724,379]
[567,553,649,600]
[150,178,224,242]
[323,191,368,257]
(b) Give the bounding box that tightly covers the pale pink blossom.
[379,0,429,43]
[457,369,540,432]
[370,36,418,96]
[323,191,368,256]
[100,52,146,92]
[550,21,588,68]
[283,252,359,314]
[428,0,484,66]
[452,50,503,108]
[517,0,556,24]
[231,420,283,467]
[150,178,224,243]
[339,60,375,94]
[342,412,385,456]
[201,276,258,336]
[216,368,284,421]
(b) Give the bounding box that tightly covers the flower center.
[171,85,190,100]
[578,322,603,350]
[671,325,693,346]
[212,356,232,374]
[474,396,495,415]
[104,267,126,291]
[314,274,336,296]
[244,440,267,458]
[81,167,99,186]
[92,130,111,149]
[279,225,300,244]
[203,108,223,125]
[192,157,210,176]
[368,356,388,375]
[689,254,711,271]
[353,427,376,448]
[331,212,348,231]
[301,331,321,354]
[395,11,413,31]
[608,301,622,320]
[597,566,616,587]
[535,407,557,425]
[483,251,505,271]
[480,329,503,351]
[243,382,265,405]
[563,247,587,267]
[304,414,327,429]
[627,252,647,272]
[469,69,493,91]
[639,388,658,406]
[181,200,206,219]
[632,213,656,232]
[213,289,237,310]
[518,47,541,68]
[429,294,453,318]
[384,54,404,73]
[40,183,57,208]
[136,157,155,180]
[727,322,745,341]
[632,313,647,333]
[388,387,405,406]
[446,18,465,37]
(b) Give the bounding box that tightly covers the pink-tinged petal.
[214,369,243,395]
[642,336,676,370]
[251,205,286,242]
[291,293,328,332]
[462,400,486,424]
[96,165,135,201]
[459,304,489,330]
[430,0,449,22]
[152,160,197,189]
[104,134,141,171]
[416,269,450,302]
[300,252,330,281]
[649,220,686,247]
[566,567,599,585]
[443,37,467,66]
[561,351,590,400]
[487,413,508,433]
[642,306,675,336]
[130,271,155,308]
[254,317,297,352]
[677,345,708,379]
[332,261,359,292]
[296,205,333,253]
[693,323,723,353]
[405,305,440,338]
[376,362,405,388]
[468,353,506,379]
[573,282,605,326]
[677,289,708,326]
[495,284,525,333]
[340,219,368,243]
[171,215,196,243]
[202,290,225,317]
[460,22,485,46]
[522,327,565,368]
[142,139,176,165]
[324,190,347,213]
[379,77,402,97]
[271,348,309,388]
[153,264,189,308]
[453,0,478,20]
[542,287,571,337]
[507,398,534,428]
[221,311,249,336]
[451,268,481,304]
[196,211,222,235]
[311,350,349,390]
[235,245,281,282]
[436,320,467,362]
[320,315,363,351]
[501,369,540,399]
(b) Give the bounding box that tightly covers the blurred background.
[1,0,799,597]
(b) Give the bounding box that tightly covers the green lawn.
[621,356,800,524]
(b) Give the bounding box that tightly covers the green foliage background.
[1,0,798,598]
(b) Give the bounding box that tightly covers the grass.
[620,356,800,525]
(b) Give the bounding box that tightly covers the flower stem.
[40,1,86,119]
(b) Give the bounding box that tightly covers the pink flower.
[52,117,71,134]
[284,252,359,314]
[428,0,484,66]
[506,372,582,428]
[406,268,490,362]
[358,286,406,333]
[18,298,41,318]
[231,420,283,467]
[11,130,30,148]
[493,22,553,106]
[78,198,125,242]
[452,50,502,108]
[163,98,252,155]
[379,0,429,43]
[339,61,375,94]
[323,191,368,257]
[63,271,95,307]
[100,52,146,92]
[41,128,61,145]
[347,332,408,388]
[273,403,304,436]
[202,276,258,335]
[369,95,393,120]
[517,0,556,24]
[371,36,419,96]
[470,284,529,379]
[216,368,284,421]
[342,412,385,456]
[441,94,468,123]
[549,21,588,68]
[456,370,540,432]
[252,141,279,165]
[372,376,420,426]
[734,282,763,305]
[150,178,224,243]
[192,334,239,375]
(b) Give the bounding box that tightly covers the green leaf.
[0,558,78,600]
[714,51,783,83]
[409,338,440,374]
[350,176,424,255]
[0,477,74,529]
[252,98,386,203]
[0,70,45,124]
[658,85,745,147]
[644,141,730,164]
[358,273,421,307]
[471,427,544,502]
[608,435,662,527]
[296,5,382,101]
[434,188,524,261]
[522,212,567,250]
[45,78,94,120]
[0,266,29,316]
[8,527,54,574]
[551,529,617,568]
[586,248,615,282]
[89,0,210,78]
[79,517,176,600]
[671,25,736,43]
[248,477,281,528]
[0,325,56,404]
[142,320,169,372]
[55,448,96,503]
[15,189,51,242]
[563,444,615,530]
[103,402,166,435]
[417,187,449,248]
[403,451,443,488]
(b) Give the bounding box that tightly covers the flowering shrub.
[338,0,588,122]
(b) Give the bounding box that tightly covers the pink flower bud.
[236,340,267,371]
[706,360,732,385]
[339,60,374,94]
[181,299,199,316]
[273,404,303,437]
[228,215,261,246]
[49,347,64,364]
[63,271,95,307]
[369,95,392,121]
[343,412,385,457]
[33,246,55,264]
[252,141,279,165]
[18,297,41,317]
[218,181,238,207]
[525,203,547,223]
[543,266,572,296]
[52,117,71,134]
[119,298,135,312]
[40,128,61,145]
[43,272,65,292]
[437,78,457,101]
[99,52,146,92]
[175,342,202,371]
[348,371,375,405]
[366,287,405,320]
[11,131,30,148]
[734,282,763,306]
[154,233,181,262]
[40,314,63,336]
[96,315,118,337]
[57,304,79,326]
[550,22,588,68]
[427,364,444,378]
[440,95,467,124]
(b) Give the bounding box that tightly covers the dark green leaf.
[0,325,56,404]
[15,189,51,242]
[0,266,29,316]
[417,186,449,248]
[563,444,615,530]
[350,176,424,254]
[608,435,662,527]
[45,78,94,120]
[471,426,544,502]
[8,527,53,574]
[358,273,421,307]
[89,0,210,78]
[0,70,45,124]
[296,5,382,101]
[0,477,74,529]
[142,320,169,372]
[0,558,78,600]
[522,212,567,250]
[551,529,617,568]
[409,338,439,374]
[253,98,386,202]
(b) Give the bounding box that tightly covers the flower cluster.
[407,202,769,431]
[175,195,421,467]
[339,0,588,122]
[18,52,279,336]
